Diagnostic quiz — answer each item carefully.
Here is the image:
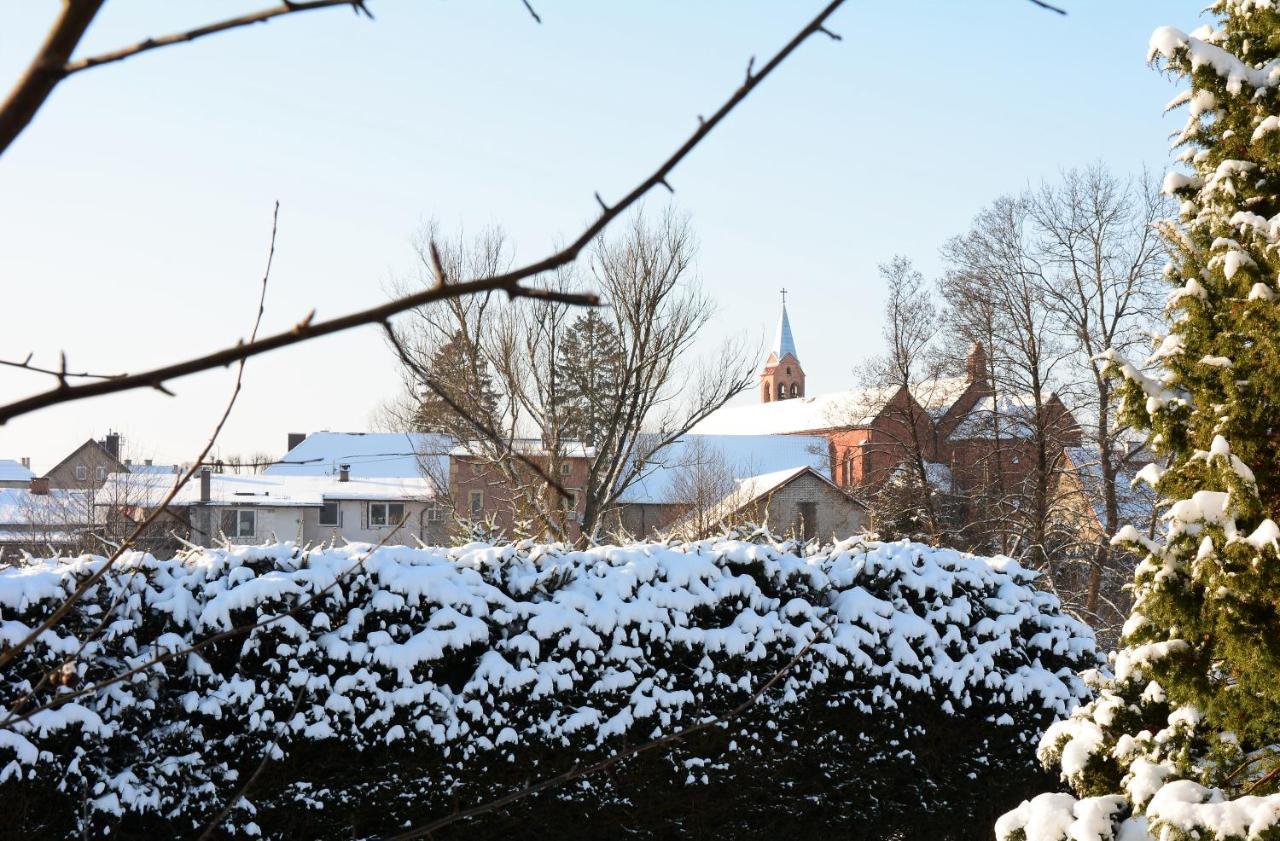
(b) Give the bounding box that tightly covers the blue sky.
[0,0,1205,470]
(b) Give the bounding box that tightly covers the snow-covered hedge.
[0,536,1095,839]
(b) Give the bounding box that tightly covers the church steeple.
[760,290,805,403]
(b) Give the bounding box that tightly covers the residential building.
[0,458,34,489]
[43,432,127,490]
[104,467,447,547]
[0,481,90,562]
[682,465,868,541]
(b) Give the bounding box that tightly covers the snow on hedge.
[0,536,1095,837]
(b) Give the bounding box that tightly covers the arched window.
[763,382,772,402]
[790,383,799,397]
[777,383,786,400]
[843,451,854,486]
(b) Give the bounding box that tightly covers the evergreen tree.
[553,309,625,446]
[1000,4,1280,838]
[413,330,499,440]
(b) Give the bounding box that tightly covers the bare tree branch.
[64,1,373,76]
[0,353,124,383]
[0,0,849,425]
[0,1,373,159]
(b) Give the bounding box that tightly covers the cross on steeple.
[780,287,788,306]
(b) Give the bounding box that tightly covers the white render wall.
[193,499,449,548]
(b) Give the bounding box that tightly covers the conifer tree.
[412,330,499,440]
[552,309,625,446]
[999,4,1280,837]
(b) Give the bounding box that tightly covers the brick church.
[691,297,1081,496]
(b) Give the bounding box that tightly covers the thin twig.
[0,354,124,382]
[385,615,836,841]
[520,0,542,24]
[0,0,849,425]
[65,1,374,75]
[1025,0,1067,14]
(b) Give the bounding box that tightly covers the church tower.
[760,291,805,403]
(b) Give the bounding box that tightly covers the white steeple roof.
[771,298,798,362]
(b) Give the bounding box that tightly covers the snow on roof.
[0,488,90,526]
[1062,446,1157,530]
[264,432,453,479]
[911,376,973,419]
[0,460,33,483]
[127,463,181,475]
[617,434,829,504]
[771,303,799,362]
[950,393,1053,440]
[101,471,436,508]
[689,388,894,436]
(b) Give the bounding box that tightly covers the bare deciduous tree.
[387,209,754,542]
[1027,164,1164,629]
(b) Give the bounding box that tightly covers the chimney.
[102,431,121,459]
[339,464,350,483]
[966,342,988,385]
[29,477,49,495]
[287,432,307,452]
[19,457,30,469]
[199,468,211,503]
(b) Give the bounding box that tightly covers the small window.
[471,461,484,475]
[560,462,571,476]
[777,383,785,399]
[426,502,446,522]
[95,466,106,481]
[220,509,256,538]
[369,502,405,527]
[790,383,799,397]
[74,464,87,481]
[319,501,339,527]
[469,491,484,519]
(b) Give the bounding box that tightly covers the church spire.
[772,288,799,363]
[760,290,805,403]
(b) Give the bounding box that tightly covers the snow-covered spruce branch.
[386,613,839,841]
[0,0,853,426]
[0,203,278,676]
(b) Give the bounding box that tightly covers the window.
[426,502,446,522]
[74,464,87,481]
[777,383,785,400]
[95,466,106,481]
[319,501,339,527]
[790,383,799,397]
[469,490,484,519]
[220,509,256,538]
[560,462,571,476]
[368,502,405,527]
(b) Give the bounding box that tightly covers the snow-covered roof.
[101,472,436,508]
[1062,446,1157,531]
[617,434,829,504]
[264,432,453,479]
[689,388,895,436]
[0,460,33,483]
[0,488,90,526]
[127,463,181,475]
[771,303,799,362]
[950,393,1055,440]
[911,376,973,419]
